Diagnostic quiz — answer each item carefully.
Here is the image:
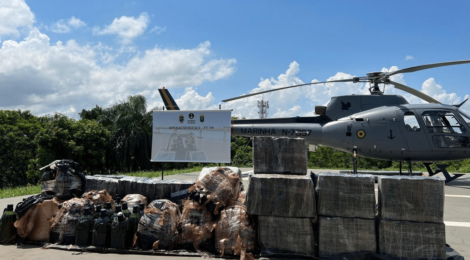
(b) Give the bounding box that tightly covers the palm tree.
[101,95,155,172]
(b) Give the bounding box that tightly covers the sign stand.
[161,162,165,180]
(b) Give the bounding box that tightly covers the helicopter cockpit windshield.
[421,111,467,134]
[458,110,470,127]
[422,110,470,148]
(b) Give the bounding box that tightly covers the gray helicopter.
[224,60,470,183]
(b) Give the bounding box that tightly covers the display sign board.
[151,110,231,163]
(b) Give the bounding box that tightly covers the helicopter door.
[401,111,432,152]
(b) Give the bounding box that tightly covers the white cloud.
[68,17,86,29]
[48,16,86,33]
[150,25,166,35]
[0,28,236,118]
[0,0,35,38]
[405,55,414,60]
[93,13,149,43]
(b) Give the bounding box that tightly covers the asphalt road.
[1,168,469,259]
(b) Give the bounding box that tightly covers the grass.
[124,166,204,178]
[0,184,41,199]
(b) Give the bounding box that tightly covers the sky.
[1,0,470,119]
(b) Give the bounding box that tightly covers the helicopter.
[222,60,470,183]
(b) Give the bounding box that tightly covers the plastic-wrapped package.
[214,205,256,257]
[0,204,17,244]
[198,167,242,181]
[134,178,159,201]
[127,206,141,249]
[379,220,446,260]
[137,199,180,250]
[317,173,376,219]
[50,198,86,244]
[122,202,131,218]
[178,200,215,251]
[258,216,315,257]
[117,177,140,198]
[246,174,316,218]
[81,189,115,208]
[110,212,129,249]
[253,137,307,175]
[92,209,109,248]
[75,207,94,247]
[378,176,444,223]
[188,167,241,214]
[61,209,81,245]
[40,160,85,199]
[155,179,194,204]
[318,216,376,257]
[122,194,147,208]
[85,176,119,196]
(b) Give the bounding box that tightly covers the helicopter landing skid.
[424,163,465,184]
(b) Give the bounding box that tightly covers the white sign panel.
[151,110,231,163]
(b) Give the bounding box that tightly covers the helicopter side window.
[404,112,421,132]
[422,111,466,134]
[433,136,470,148]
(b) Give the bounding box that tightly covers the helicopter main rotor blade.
[386,60,470,77]
[388,80,441,104]
[222,79,356,102]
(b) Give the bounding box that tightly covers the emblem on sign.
[200,114,204,123]
[356,130,366,139]
[189,113,195,119]
[179,115,184,123]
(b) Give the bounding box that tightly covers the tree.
[28,114,110,182]
[0,110,43,188]
[99,95,155,172]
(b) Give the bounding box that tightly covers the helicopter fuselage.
[232,95,470,162]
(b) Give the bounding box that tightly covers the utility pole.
[257,99,269,119]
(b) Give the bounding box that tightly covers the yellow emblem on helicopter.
[356,130,366,139]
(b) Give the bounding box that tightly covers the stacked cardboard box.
[316,173,377,257]
[253,136,307,175]
[378,176,446,259]
[247,137,315,257]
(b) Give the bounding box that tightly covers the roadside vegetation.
[1,95,470,199]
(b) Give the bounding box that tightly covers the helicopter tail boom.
[231,122,322,145]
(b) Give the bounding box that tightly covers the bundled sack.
[188,167,242,214]
[178,200,215,251]
[122,194,148,208]
[40,159,86,199]
[81,189,115,208]
[14,200,58,242]
[50,198,87,244]
[136,199,180,250]
[215,205,256,258]
[85,176,119,196]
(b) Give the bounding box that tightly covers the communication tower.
[257,99,269,119]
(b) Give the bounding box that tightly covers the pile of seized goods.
[0,137,462,260]
[3,159,255,260]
